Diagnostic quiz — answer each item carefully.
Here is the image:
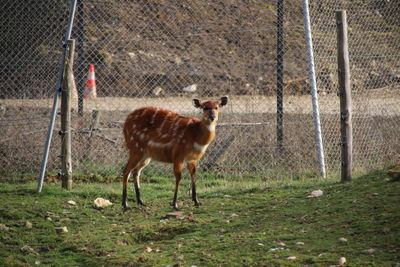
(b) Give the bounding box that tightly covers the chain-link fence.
[1,0,399,180]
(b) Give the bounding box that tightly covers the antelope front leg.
[171,161,184,210]
[187,161,201,207]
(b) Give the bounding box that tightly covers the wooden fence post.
[336,10,352,182]
[60,39,75,190]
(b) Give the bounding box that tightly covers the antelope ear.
[192,99,202,108]
[220,96,228,107]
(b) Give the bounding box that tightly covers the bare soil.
[1,91,399,116]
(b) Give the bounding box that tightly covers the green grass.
[0,170,399,266]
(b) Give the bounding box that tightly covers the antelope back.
[123,107,201,162]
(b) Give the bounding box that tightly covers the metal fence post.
[302,0,326,178]
[276,0,285,152]
[336,10,352,182]
[37,0,78,192]
[77,0,85,116]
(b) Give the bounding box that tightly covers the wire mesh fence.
[0,0,399,180]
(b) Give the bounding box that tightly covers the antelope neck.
[196,120,216,145]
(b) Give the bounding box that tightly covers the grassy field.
[0,170,399,266]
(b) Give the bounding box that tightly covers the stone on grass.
[296,242,305,246]
[55,226,68,233]
[362,248,375,254]
[0,224,9,232]
[308,189,323,198]
[20,245,38,255]
[339,257,346,266]
[67,200,77,206]
[164,211,184,219]
[287,256,297,260]
[339,237,348,243]
[93,198,113,209]
[26,221,33,228]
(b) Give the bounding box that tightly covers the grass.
[0,169,399,266]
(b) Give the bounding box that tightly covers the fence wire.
[0,0,399,179]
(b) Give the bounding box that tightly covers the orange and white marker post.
[83,64,97,99]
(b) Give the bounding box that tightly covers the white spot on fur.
[161,134,169,139]
[171,118,181,136]
[194,142,209,153]
[178,121,190,139]
[140,109,147,117]
[157,113,171,135]
[148,140,173,148]
[151,109,159,124]
[135,142,138,148]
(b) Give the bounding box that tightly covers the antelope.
[122,96,228,210]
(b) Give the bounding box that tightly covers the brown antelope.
[122,96,228,210]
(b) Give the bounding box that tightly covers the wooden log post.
[60,39,75,190]
[336,10,352,182]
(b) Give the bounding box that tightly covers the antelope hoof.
[122,203,130,211]
[194,200,202,207]
[137,199,146,206]
[171,201,179,210]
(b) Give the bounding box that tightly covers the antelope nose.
[209,115,215,122]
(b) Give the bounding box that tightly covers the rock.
[93,198,113,209]
[165,211,184,219]
[339,237,348,243]
[308,189,323,198]
[388,166,400,180]
[20,245,37,254]
[182,84,197,93]
[67,200,76,205]
[128,52,136,59]
[145,246,152,253]
[287,256,297,260]
[174,56,183,65]
[152,86,163,96]
[55,226,68,233]
[362,248,375,254]
[296,242,305,245]
[26,221,33,228]
[339,257,346,266]
[268,247,284,252]
[0,224,9,232]
[230,213,239,217]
